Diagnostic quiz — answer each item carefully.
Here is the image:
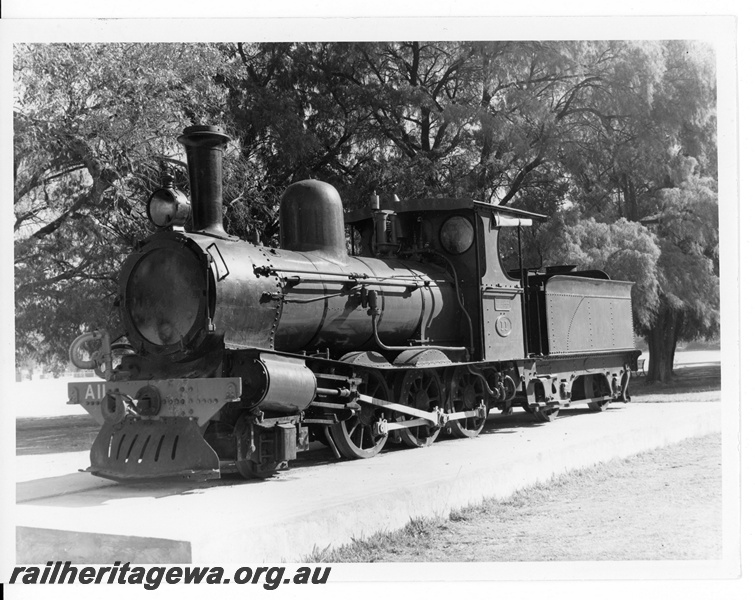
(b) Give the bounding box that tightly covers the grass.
[301,432,722,563]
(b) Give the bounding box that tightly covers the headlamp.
[147,185,191,228]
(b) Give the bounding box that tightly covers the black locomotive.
[68,125,640,481]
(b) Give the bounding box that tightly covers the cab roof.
[344,196,548,224]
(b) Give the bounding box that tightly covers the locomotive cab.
[346,196,544,363]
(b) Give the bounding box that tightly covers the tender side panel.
[545,275,635,355]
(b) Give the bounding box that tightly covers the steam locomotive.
[68,125,640,481]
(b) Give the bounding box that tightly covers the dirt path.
[305,432,722,562]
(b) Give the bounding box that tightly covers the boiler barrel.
[126,233,464,358]
[271,252,461,353]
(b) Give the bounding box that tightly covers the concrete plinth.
[16,402,720,563]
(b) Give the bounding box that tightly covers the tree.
[641,172,719,382]
[213,42,648,216]
[13,41,718,378]
[14,43,230,368]
[552,42,718,381]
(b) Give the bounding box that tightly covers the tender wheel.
[396,369,443,448]
[588,400,611,412]
[584,374,611,412]
[533,406,560,422]
[330,370,390,459]
[446,366,487,438]
[528,379,561,423]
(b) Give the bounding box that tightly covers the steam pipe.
[367,290,468,359]
[418,249,476,358]
[178,125,232,239]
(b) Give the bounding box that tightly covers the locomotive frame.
[68,125,640,482]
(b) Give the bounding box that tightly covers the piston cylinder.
[247,353,317,413]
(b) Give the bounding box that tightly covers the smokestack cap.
[179,125,231,146]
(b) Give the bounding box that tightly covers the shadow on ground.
[631,362,721,398]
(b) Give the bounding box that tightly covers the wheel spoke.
[397,369,442,448]
[447,366,487,438]
[329,369,389,460]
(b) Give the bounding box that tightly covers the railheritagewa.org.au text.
[10,561,331,590]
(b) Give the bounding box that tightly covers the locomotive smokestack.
[178,125,231,238]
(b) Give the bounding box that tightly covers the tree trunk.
[645,302,680,383]
[621,173,639,222]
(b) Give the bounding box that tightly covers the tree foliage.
[13,41,718,379]
[14,43,230,367]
